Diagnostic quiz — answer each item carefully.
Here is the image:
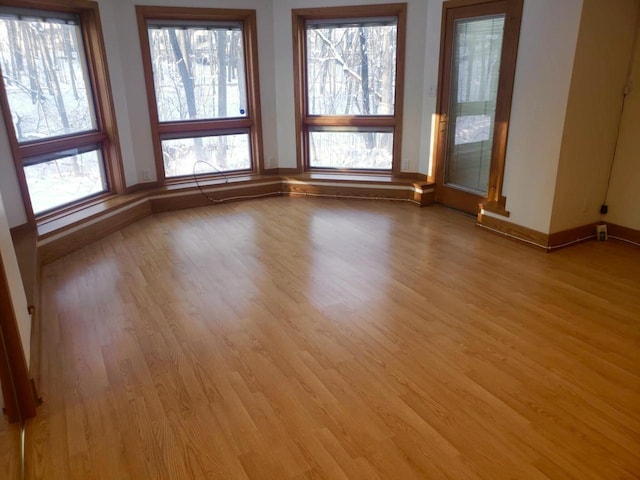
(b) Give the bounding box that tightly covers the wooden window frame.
[434,0,523,216]
[292,3,407,175]
[136,6,264,184]
[0,0,125,223]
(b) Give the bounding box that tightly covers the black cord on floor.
[192,161,230,204]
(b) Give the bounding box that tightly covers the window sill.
[34,172,435,263]
[37,192,148,239]
[283,171,430,187]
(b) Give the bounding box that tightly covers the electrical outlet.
[596,224,608,241]
[142,169,151,182]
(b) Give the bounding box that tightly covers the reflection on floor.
[27,198,640,479]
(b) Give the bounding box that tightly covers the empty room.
[0,0,639,478]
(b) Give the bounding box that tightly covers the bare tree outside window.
[306,21,397,116]
[0,11,107,214]
[146,21,250,177]
[302,16,399,170]
[0,16,96,140]
[148,25,246,121]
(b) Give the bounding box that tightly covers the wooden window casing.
[292,3,407,175]
[136,6,264,183]
[0,0,125,223]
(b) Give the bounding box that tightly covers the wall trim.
[476,213,549,250]
[607,223,640,246]
[548,223,598,250]
[38,177,640,265]
[33,174,433,264]
[477,215,640,251]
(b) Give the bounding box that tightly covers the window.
[136,7,263,181]
[293,4,406,174]
[0,1,123,219]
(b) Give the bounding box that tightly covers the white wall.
[607,20,640,231]
[549,0,639,234]
[419,1,446,178]
[272,0,430,172]
[421,0,583,233]
[499,0,583,233]
[0,112,26,227]
[0,189,31,366]
[392,0,584,234]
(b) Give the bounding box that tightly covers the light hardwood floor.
[0,414,21,479]
[27,198,640,479]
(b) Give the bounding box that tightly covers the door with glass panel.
[434,0,522,215]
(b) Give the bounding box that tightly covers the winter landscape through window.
[0,7,109,214]
[138,7,261,181]
[293,4,406,173]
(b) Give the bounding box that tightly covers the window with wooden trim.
[0,1,123,219]
[292,4,406,174]
[136,7,263,181]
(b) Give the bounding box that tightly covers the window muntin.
[24,147,106,214]
[293,5,406,173]
[306,18,397,117]
[147,22,248,122]
[161,132,251,177]
[138,8,262,181]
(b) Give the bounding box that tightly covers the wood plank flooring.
[26,198,640,479]
[0,414,21,480]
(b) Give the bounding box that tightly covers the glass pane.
[148,25,247,122]
[162,133,251,177]
[309,130,393,170]
[445,15,505,194]
[0,14,97,142]
[24,149,107,214]
[306,20,397,116]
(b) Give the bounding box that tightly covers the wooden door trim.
[434,0,523,215]
[0,254,37,423]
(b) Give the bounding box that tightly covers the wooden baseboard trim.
[38,200,152,264]
[476,213,549,250]
[548,223,598,250]
[34,174,435,264]
[149,181,283,213]
[281,175,433,206]
[607,223,640,246]
[477,216,615,252]
[9,221,35,237]
[283,181,419,204]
